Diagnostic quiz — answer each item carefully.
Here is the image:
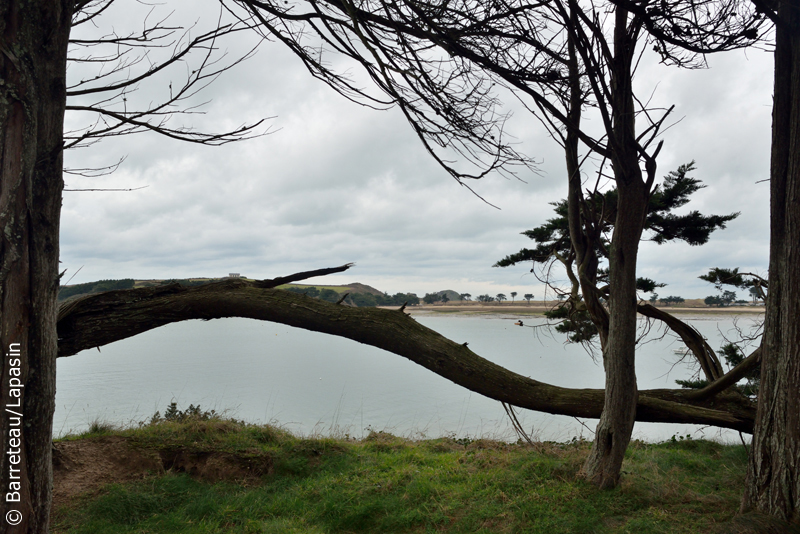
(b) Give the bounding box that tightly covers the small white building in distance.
[228,273,242,278]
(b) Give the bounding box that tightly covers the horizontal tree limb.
[56,277,755,433]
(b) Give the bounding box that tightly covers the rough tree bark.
[741,0,800,521]
[55,277,757,433]
[0,2,73,533]
[580,7,656,489]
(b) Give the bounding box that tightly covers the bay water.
[54,312,760,442]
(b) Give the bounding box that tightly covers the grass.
[276,284,350,293]
[52,416,751,534]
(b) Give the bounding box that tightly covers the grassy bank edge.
[51,413,761,534]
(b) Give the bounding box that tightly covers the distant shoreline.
[394,302,765,317]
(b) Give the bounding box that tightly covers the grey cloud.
[60,2,774,301]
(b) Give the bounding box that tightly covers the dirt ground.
[52,437,272,510]
[52,437,163,509]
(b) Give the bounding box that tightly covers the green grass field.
[49,411,761,534]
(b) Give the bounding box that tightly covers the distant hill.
[438,290,463,302]
[58,279,137,301]
[343,283,385,296]
[59,278,388,302]
[59,277,230,301]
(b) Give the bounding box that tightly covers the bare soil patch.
[158,447,273,483]
[52,436,163,509]
[52,436,273,509]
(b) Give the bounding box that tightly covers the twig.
[63,186,149,192]
[502,402,535,446]
[62,265,84,287]
[574,417,595,437]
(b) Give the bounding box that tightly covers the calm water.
[54,313,760,442]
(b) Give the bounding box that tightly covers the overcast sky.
[60,1,774,301]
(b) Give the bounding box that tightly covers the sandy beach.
[397,301,766,316]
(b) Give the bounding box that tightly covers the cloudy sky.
[60,1,774,301]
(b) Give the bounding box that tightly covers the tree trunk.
[581,175,648,488]
[741,0,800,522]
[0,2,72,533]
[581,7,648,489]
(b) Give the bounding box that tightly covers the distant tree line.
[65,278,749,310]
[422,291,463,304]
[59,279,541,308]
[349,292,420,307]
[704,291,739,307]
[656,295,685,306]
[158,279,213,288]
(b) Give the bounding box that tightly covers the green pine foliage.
[543,305,598,344]
[699,268,753,290]
[495,163,736,346]
[495,162,738,271]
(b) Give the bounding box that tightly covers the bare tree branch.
[66,3,270,149]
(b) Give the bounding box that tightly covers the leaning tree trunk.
[581,7,650,489]
[0,2,72,533]
[55,278,758,431]
[741,0,800,522]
